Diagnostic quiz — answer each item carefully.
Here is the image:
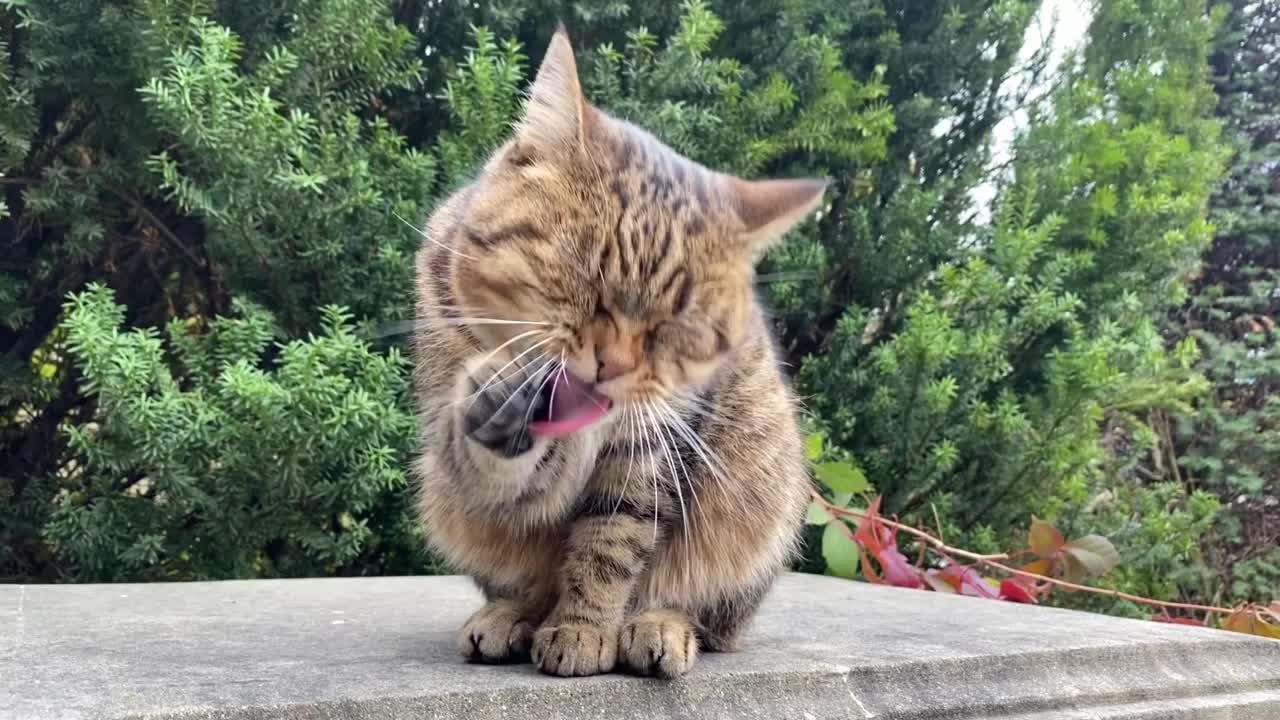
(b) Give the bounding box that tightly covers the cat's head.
[450,27,825,411]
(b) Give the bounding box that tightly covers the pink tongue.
[529,372,612,439]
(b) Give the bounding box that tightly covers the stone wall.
[3,574,1278,719]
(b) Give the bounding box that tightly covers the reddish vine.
[810,491,1280,640]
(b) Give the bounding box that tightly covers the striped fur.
[413,27,823,678]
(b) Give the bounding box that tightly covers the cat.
[412,26,825,678]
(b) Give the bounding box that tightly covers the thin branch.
[106,187,203,267]
[812,492,1243,617]
[814,491,1009,561]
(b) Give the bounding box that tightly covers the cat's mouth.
[528,370,612,439]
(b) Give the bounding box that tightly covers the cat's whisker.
[451,350,554,411]
[427,304,552,324]
[655,402,701,523]
[755,270,819,284]
[360,319,424,340]
[515,353,564,451]
[448,329,546,409]
[393,210,479,262]
[610,405,640,522]
[670,388,712,414]
[482,353,558,423]
[475,328,544,368]
[672,389,733,426]
[547,350,567,421]
[467,335,557,412]
[445,317,551,327]
[363,307,549,339]
[632,402,662,544]
[661,398,730,484]
[644,399,689,541]
[661,397,748,519]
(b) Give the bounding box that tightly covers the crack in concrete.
[843,673,875,719]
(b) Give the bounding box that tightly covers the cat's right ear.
[511,24,594,160]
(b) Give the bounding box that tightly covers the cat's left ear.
[728,176,829,254]
[513,24,594,156]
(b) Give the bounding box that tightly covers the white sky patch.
[968,0,1094,225]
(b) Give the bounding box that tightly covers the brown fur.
[412,27,824,678]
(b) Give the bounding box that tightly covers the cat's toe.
[619,610,698,678]
[456,601,534,663]
[532,623,617,677]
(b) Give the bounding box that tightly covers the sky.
[970,0,1093,223]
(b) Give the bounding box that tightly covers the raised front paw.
[456,601,536,663]
[457,353,553,457]
[619,609,698,678]
[531,623,617,677]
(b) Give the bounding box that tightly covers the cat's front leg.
[532,496,657,677]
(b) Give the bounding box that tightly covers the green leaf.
[815,462,868,494]
[805,500,833,525]
[822,522,860,579]
[805,432,823,461]
[1060,535,1121,581]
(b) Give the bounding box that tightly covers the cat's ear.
[513,24,593,157]
[729,177,829,253]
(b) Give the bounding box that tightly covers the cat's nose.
[596,345,636,383]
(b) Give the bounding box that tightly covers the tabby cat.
[413,27,825,678]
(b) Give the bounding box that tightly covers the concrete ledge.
[3,573,1278,719]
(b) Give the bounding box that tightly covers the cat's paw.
[456,353,553,457]
[456,601,536,663]
[531,623,617,677]
[619,610,698,678]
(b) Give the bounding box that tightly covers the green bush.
[40,285,430,580]
[0,0,1253,617]
[1,0,435,579]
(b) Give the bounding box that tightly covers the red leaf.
[923,569,958,593]
[857,547,883,585]
[850,497,922,589]
[877,546,924,589]
[852,496,888,554]
[1009,559,1055,598]
[939,565,1000,599]
[1028,516,1064,560]
[999,579,1038,604]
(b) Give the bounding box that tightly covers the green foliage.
[794,0,1237,622]
[583,0,895,176]
[1056,480,1221,618]
[1113,0,1280,608]
[1043,0,1279,616]
[435,26,527,185]
[0,0,1253,618]
[1,0,436,580]
[39,284,431,580]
